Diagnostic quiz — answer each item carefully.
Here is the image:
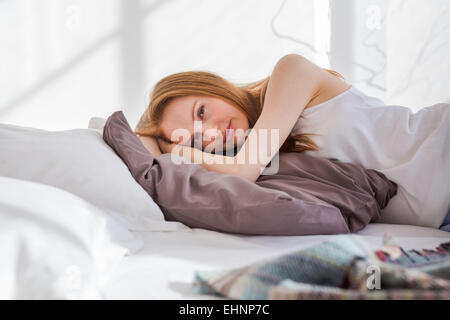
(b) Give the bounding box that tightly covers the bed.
[0,119,448,299]
[101,224,450,299]
[1,172,448,300]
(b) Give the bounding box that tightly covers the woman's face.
[159,95,249,152]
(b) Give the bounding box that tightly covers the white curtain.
[1,0,449,130]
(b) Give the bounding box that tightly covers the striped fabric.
[193,235,450,300]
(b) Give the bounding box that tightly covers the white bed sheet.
[102,224,450,299]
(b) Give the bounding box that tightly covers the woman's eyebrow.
[191,99,198,122]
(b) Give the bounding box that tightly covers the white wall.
[1,0,449,130]
[329,0,388,101]
[386,0,450,108]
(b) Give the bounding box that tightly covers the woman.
[135,53,450,229]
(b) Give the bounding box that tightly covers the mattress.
[101,223,450,299]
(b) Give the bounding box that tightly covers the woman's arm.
[162,54,326,182]
[138,135,162,157]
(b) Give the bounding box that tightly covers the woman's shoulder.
[274,54,352,110]
[305,70,353,109]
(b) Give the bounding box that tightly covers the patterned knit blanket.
[192,235,450,299]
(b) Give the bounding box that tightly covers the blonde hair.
[135,69,344,153]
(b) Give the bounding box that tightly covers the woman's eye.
[197,105,205,119]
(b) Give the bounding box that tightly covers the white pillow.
[0,122,187,232]
[88,116,107,134]
[0,176,142,299]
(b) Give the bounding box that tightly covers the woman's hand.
[156,137,176,154]
[138,135,162,157]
